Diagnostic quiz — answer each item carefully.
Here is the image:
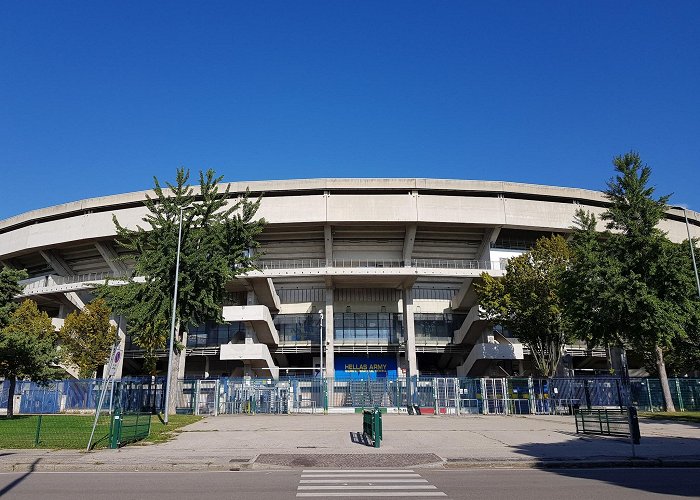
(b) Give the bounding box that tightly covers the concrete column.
[402,288,418,379]
[324,224,333,266]
[177,331,187,379]
[245,291,257,344]
[324,288,335,378]
[403,224,417,266]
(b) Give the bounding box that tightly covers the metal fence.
[2,377,698,416]
[0,378,165,415]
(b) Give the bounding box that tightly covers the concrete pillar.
[324,288,335,378]
[245,291,257,344]
[324,224,333,266]
[177,331,187,379]
[402,288,418,379]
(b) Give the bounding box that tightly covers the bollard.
[110,409,122,449]
[628,406,641,445]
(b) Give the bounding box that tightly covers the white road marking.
[298,485,438,490]
[297,493,446,497]
[301,473,422,478]
[300,479,429,484]
[302,469,417,473]
[296,468,448,497]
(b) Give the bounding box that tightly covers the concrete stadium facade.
[2,178,699,380]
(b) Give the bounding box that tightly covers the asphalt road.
[0,468,697,499]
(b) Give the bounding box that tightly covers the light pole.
[164,205,188,424]
[319,310,324,378]
[675,206,700,299]
[319,309,328,414]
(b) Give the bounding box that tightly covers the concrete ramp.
[457,337,524,377]
[453,305,489,345]
[222,305,279,345]
[220,343,279,379]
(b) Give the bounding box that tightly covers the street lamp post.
[319,310,324,379]
[681,207,700,299]
[164,206,187,424]
[319,309,328,414]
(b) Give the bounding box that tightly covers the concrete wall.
[2,179,698,258]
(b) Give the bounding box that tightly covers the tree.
[476,235,575,376]
[100,168,264,415]
[0,300,62,417]
[0,267,28,329]
[58,298,118,378]
[566,152,700,411]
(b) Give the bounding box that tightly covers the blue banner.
[334,355,398,380]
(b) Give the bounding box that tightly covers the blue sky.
[1,1,699,220]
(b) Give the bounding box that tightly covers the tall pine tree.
[100,168,264,415]
[566,152,700,411]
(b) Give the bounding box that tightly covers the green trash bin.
[362,406,383,448]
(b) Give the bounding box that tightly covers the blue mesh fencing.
[3,376,698,415]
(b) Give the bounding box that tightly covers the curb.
[443,458,700,469]
[3,457,700,473]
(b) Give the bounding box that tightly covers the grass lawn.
[143,414,202,444]
[640,411,700,424]
[0,414,202,449]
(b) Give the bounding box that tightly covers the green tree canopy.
[476,234,574,376]
[58,298,118,378]
[0,267,28,329]
[565,152,700,411]
[99,168,264,406]
[0,300,62,417]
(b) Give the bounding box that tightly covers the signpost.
[87,340,122,451]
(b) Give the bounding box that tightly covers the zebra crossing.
[296,469,447,497]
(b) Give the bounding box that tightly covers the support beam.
[475,227,501,263]
[451,278,478,311]
[324,224,333,265]
[40,250,89,309]
[63,292,86,311]
[402,288,418,379]
[40,250,73,276]
[178,331,187,379]
[403,224,417,266]
[55,292,85,315]
[324,288,335,378]
[95,241,129,275]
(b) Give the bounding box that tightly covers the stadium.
[1,178,698,384]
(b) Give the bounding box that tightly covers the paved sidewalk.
[1,414,699,471]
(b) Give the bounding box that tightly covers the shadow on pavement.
[0,458,40,497]
[349,431,372,447]
[512,435,700,497]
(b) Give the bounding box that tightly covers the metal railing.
[4,377,698,416]
[20,272,127,295]
[574,408,632,437]
[110,408,151,448]
[254,258,501,271]
[18,257,503,296]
